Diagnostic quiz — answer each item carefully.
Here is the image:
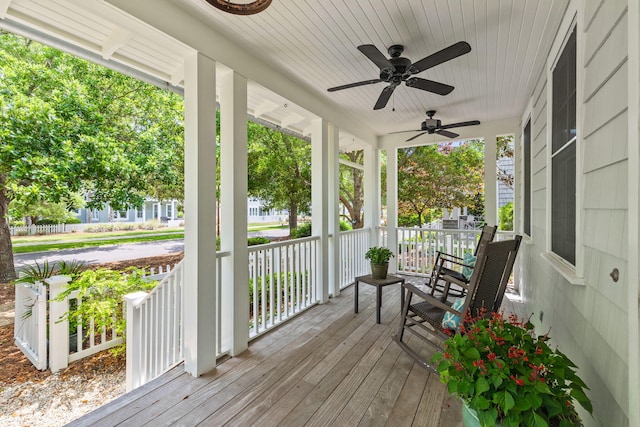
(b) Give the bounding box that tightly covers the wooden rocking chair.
[425,224,497,299]
[395,235,522,371]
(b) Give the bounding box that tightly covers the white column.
[311,118,329,303]
[220,70,249,356]
[386,148,398,273]
[183,52,217,377]
[328,124,340,296]
[363,144,379,246]
[484,136,498,226]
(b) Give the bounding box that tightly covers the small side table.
[354,274,405,324]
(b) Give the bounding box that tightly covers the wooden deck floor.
[69,277,463,426]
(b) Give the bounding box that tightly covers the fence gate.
[14,281,48,370]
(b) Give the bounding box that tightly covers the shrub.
[16,259,57,284]
[499,202,514,231]
[52,267,157,353]
[248,237,270,246]
[290,222,312,239]
[339,220,352,231]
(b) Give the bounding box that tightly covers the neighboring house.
[247,198,287,223]
[76,199,180,224]
[497,155,514,208]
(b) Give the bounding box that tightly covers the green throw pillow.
[462,252,477,280]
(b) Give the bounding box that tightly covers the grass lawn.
[13,233,184,254]
[11,228,184,244]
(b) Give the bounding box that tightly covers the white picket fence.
[10,223,78,236]
[13,265,176,374]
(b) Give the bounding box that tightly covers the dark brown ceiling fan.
[327,42,471,110]
[393,110,480,141]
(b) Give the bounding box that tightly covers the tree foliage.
[0,32,183,280]
[247,123,311,230]
[339,150,364,229]
[397,141,484,227]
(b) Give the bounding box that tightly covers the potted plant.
[432,310,592,427]
[364,246,394,279]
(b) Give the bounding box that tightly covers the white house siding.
[520,1,630,426]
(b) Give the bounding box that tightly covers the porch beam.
[183,51,217,377]
[311,118,330,303]
[363,144,379,245]
[220,70,250,356]
[386,147,398,274]
[484,136,498,227]
[328,124,340,297]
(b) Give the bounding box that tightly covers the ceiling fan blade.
[327,78,383,92]
[436,129,459,139]
[439,120,481,130]
[374,84,396,110]
[405,77,454,95]
[388,129,422,135]
[357,44,393,70]
[408,41,472,74]
[406,132,428,142]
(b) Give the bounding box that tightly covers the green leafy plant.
[432,310,592,427]
[56,259,87,278]
[52,267,157,352]
[16,259,57,284]
[364,246,394,264]
[499,202,514,231]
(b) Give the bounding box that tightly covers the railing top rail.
[247,235,320,251]
[216,251,231,258]
[339,227,371,235]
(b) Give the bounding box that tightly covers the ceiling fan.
[327,42,471,110]
[395,110,480,141]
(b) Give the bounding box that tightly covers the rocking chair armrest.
[440,273,470,289]
[436,251,464,262]
[437,256,474,270]
[402,282,462,314]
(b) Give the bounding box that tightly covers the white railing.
[125,260,185,392]
[248,236,319,339]
[338,228,371,289]
[14,281,47,370]
[10,223,76,236]
[380,227,516,277]
[48,276,123,372]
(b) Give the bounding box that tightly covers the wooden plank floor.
[68,277,463,426]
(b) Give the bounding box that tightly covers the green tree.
[247,123,311,231]
[339,150,364,229]
[499,201,514,231]
[0,32,183,281]
[397,141,484,227]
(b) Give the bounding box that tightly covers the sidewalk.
[0,302,14,328]
[11,230,184,247]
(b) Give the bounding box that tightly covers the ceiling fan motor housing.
[421,118,441,131]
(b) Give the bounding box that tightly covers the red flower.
[487,352,497,361]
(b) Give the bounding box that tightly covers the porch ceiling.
[0,0,568,149]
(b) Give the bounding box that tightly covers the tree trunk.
[0,180,17,282]
[288,201,298,231]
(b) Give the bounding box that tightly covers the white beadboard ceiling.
[0,0,569,148]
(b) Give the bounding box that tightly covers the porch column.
[386,147,398,274]
[328,123,340,297]
[484,136,498,226]
[220,70,249,356]
[363,144,379,246]
[311,118,329,303]
[183,51,217,377]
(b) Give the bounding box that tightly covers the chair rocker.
[426,224,497,299]
[394,235,522,371]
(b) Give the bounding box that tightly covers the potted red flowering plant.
[431,310,592,427]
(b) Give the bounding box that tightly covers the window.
[167,204,173,218]
[523,119,531,236]
[153,204,159,219]
[551,26,576,265]
[92,209,99,221]
[136,208,143,219]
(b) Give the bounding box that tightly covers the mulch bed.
[0,252,184,386]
